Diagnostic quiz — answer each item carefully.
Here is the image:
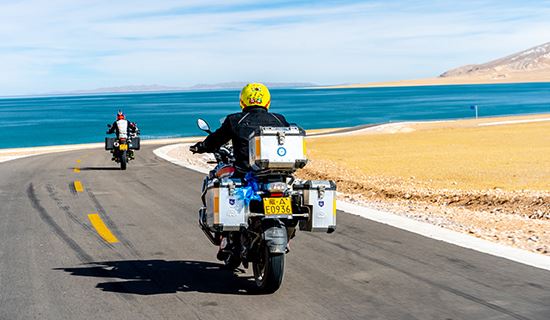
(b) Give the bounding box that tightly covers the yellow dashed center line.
[74,159,119,245]
[88,213,119,243]
[74,180,84,192]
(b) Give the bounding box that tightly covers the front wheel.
[252,243,285,293]
[120,150,127,170]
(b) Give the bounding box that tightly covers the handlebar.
[211,145,234,165]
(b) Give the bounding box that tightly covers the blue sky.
[0,0,549,95]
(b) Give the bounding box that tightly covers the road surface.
[0,146,549,320]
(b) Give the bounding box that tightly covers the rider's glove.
[190,142,207,154]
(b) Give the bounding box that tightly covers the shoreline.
[2,112,550,163]
[2,111,550,153]
[0,137,201,163]
[319,77,550,89]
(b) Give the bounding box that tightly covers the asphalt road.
[0,146,549,320]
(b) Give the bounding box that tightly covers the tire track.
[27,183,93,263]
[45,184,114,250]
[86,189,142,259]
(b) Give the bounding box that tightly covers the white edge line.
[478,118,550,127]
[154,143,550,272]
[153,143,210,174]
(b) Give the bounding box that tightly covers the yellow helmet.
[239,83,271,110]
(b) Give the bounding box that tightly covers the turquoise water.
[0,83,549,149]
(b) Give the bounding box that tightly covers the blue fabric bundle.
[235,172,261,205]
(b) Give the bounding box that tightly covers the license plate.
[263,197,292,215]
[119,144,128,150]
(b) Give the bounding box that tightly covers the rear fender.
[263,220,288,254]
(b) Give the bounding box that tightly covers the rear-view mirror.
[197,118,211,132]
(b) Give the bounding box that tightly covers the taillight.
[270,192,284,197]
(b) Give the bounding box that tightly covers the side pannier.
[203,178,248,232]
[294,180,337,233]
[129,137,140,150]
[105,137,115,150]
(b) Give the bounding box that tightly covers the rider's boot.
[216,236,230,261]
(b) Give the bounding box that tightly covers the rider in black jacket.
[107,111,139,160]
[190,83,290,172]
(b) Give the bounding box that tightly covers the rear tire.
[253,244,285,293]
[120,151,127,170]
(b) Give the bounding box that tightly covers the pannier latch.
[277,131,286,145]
[318,185,326,199]
[227,180,236,196]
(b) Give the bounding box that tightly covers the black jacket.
[202,107,290,171]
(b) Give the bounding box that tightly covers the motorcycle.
[105,123,140,170]
[193,118,336,293]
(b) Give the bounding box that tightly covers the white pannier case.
[294,180,337,233]
[248,126,308,171]
[204,178,248,231]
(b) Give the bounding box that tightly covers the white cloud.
[0,0,549,94]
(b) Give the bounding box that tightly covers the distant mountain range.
[440,42,550,80]
[49,82,317,95]
[326,41,550,88]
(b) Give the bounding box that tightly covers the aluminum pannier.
[294,180,337,233]
[248,126,308,171]
[204,178,248,232]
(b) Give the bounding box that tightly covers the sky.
[0,0,549,95]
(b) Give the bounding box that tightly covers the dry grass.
[306,120,550,191]
[298,117,550,254]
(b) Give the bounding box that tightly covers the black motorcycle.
[105,124,140,170]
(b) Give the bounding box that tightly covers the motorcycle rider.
[190,83,293,259]
[190,83,290,175]
[107,111,139,160]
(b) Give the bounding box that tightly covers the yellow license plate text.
[263,197,292,215]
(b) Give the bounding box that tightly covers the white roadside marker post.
[470,105,479,119]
